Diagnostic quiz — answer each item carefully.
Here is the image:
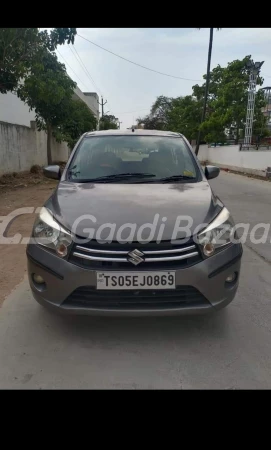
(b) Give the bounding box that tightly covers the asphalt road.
[0,172,271,389]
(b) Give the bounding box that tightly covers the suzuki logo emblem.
[127,249,144,266]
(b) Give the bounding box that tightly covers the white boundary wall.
[1,125,270,178]
[0,121,69,176]
[194,144,271,177]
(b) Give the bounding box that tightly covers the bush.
[30,164,41,174]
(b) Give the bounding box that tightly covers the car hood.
[46,181,223,242]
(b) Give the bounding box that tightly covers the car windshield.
[67,135,200,183]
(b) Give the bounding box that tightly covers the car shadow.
[37,305,231,346]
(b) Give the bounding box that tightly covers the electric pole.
[98,96,107,117]
[118,121,122,129]
[195,28,214,156]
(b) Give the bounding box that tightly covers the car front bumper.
[26,243,242,316]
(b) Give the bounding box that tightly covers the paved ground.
[0,172,271,389]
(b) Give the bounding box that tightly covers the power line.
[56,49,89,90]
[77,33,203,82]
[68,44,95,88]
[69,44,115,116]
[72,44,103,97]
[68,44,102,96]
[69,44,114,115]
[58,46,114,120]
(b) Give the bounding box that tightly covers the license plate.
[96,271,176,290]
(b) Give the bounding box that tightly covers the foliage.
[194,55,265,143]
[137,95,173,130]
[46,28,77,49]
[17,50,76,164]
[17,50,76,130]
[137,95,202,141]
[55,99,97,149]
[139,55,268,145]
[99,114,119,130]
[199,114,227,143]
[30,164,42,174]
[0,28,77,94]
[149,95,173,129]
[137,114,165,130]
[1,27,99,161]
[167,96,202,140]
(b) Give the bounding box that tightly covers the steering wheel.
[148,160,172,177]
[98,163,118,175]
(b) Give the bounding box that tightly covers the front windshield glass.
[67,135,200,182]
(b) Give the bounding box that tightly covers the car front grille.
[68,238,202,270]
[63,286,209,310]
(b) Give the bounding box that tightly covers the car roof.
[85,129,183,138]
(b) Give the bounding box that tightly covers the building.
[0,86,99,128]
[261,86,271,132]
[0,91,36,127]
[0,85,100,175]
[73,87,99,121]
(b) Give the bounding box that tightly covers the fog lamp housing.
[32,273,45,284]
[226,273,237,283]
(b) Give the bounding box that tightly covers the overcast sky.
[55,28,271,129]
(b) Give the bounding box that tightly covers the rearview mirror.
[43,165,61,180]
[205,165,220,180]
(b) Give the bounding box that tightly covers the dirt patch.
[0,162,66,194]
[0,170,53,194]
[219,168,271,182]
[0,180,57,306]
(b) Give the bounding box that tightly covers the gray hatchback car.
[27,129,242,316]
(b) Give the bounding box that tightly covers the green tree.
[17,50,76,164]
[150,95,173,128]
[197,56,265,144]
[99,114,119,130]
[199,114,226,143]
[137,95,173,130]
[137,95,202,140]
[192,64,224,104]
[137,114,165,130]
[0,28,76,94]
[46,28,77,49]
[55,99,97,149]
[137,54,267,146]
[167,96,202,141]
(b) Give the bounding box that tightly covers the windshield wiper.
[158,175,196,183]
[76,173,157,183]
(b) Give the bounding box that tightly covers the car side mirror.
[205,165,220,180]
[43,165,61,180]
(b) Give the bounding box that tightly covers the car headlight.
[197,207,235,258]
[32,207,72,257]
